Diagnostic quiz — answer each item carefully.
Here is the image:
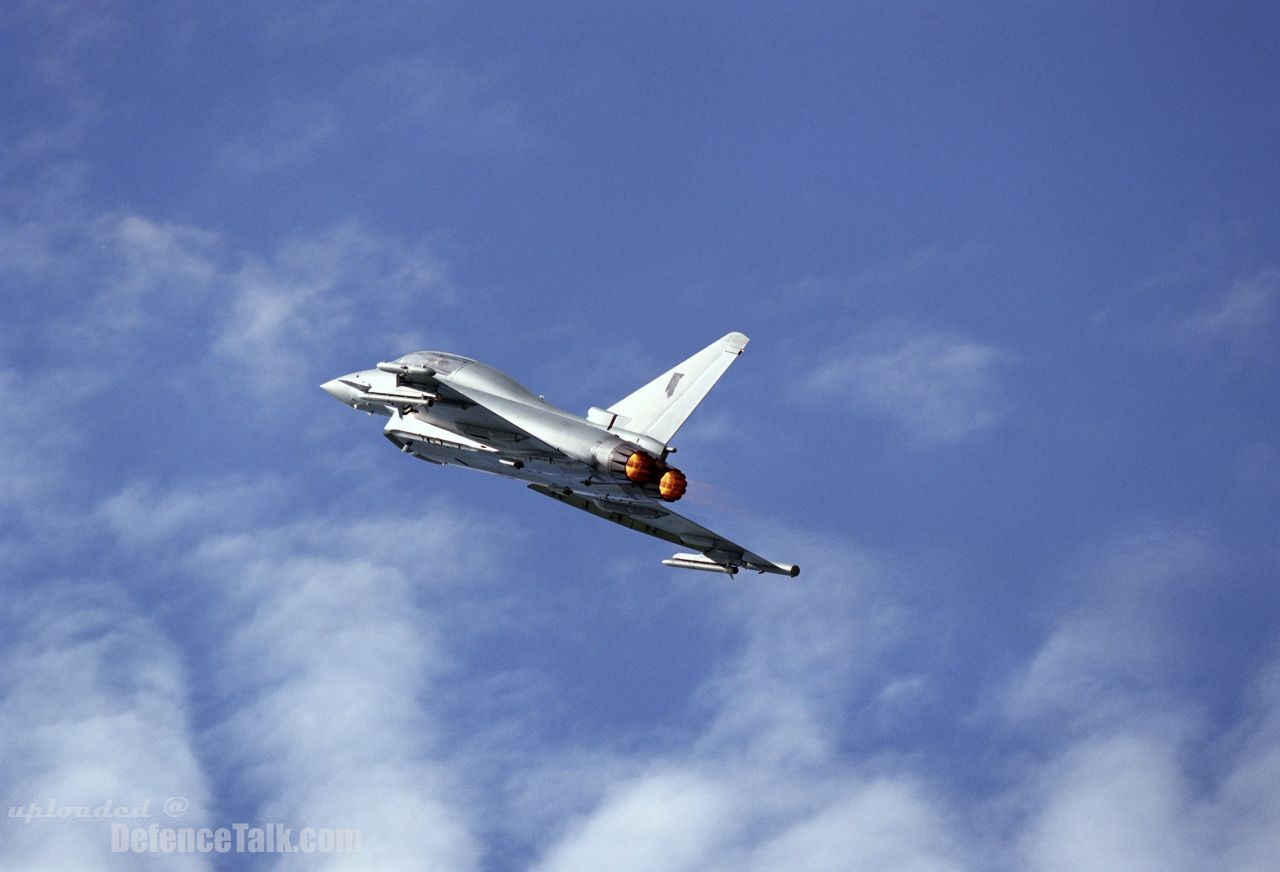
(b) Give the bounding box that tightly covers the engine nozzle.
[605,444,688,501]
[624,451,661,485]
[658,468,687,501]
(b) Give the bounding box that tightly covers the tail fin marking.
[605,331,748,445]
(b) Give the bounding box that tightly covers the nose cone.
[321,377,360,405]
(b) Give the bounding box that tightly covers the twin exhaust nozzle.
[620,450,687,501]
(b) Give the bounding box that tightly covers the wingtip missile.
[663,553,737,574]
[663,552,800,578]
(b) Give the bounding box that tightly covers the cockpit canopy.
[393,351,539,401]
[393,351,473,375]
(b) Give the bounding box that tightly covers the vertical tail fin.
[605,332,749,445]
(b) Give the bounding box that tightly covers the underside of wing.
[528,484,799,577]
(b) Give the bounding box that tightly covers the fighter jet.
[321,332,798,576]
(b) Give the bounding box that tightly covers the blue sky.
[2,3,1279,869]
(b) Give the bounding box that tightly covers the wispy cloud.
[1177,269,1279,350]
[6,217,1279,869]
[0,190,224,356]
[0,581,212,870]
[521,533,977,870]
[0,172,457,398]
[1004,660,1280,872]
[780,242,987,308]
[498,518,1280,871]
[992,527,1280,872]
[0,172,476,867]
[531,769,739,872]
[799,326,1012,444]
[87,472,526,870]
[745,779,967,872]
[1018,730,1199,872]
[218,97,339,174]
[1096,242,1280,357]
[532,764,970,872]
[0,3,115,174]
[97,478,286,545]
[191,517,483,870]
[5,6,1278,870]
[222,54,536,173]
[0,366,90,514]
[214,220,454,389]
[999,526,1211,730]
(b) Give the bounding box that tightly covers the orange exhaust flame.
[658,469,687,501]
[619,449,687,501]
[625,452,660,484]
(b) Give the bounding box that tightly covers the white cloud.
[999,527,1210,730]
[97,478,285,544]
[0,172,456,397]
[186,509,518,871]
[1005,669,1280,872]
[0,198,223,354]
[0,580,212,871]
[747,779,967,872]
[800,326,1011,444]
[985,527,1280,872]
[104,214,221,293]
[524,533,975,870]
[1178,269,1279,349]
[781,243,987,306]
[0,158,482,866]
[1098,254,1280,356]
[213,220,453,388]
[352,55,532,151]
[222,54,535,173]
[1212,660,1280,871]
[0,4,114,175]
[6,357,1279,872]
[5,10,1274,871]
[532,770,738,872]
[1019,731,1198,872]
[517,517,1280,872]
[0,367,86,513]
[530,765,973,872]
[74,213,222,346]
[692,541,899,766]
[3,121,1275,870]
[219,96,339,173]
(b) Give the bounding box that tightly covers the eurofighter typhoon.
[321,332,798,576]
